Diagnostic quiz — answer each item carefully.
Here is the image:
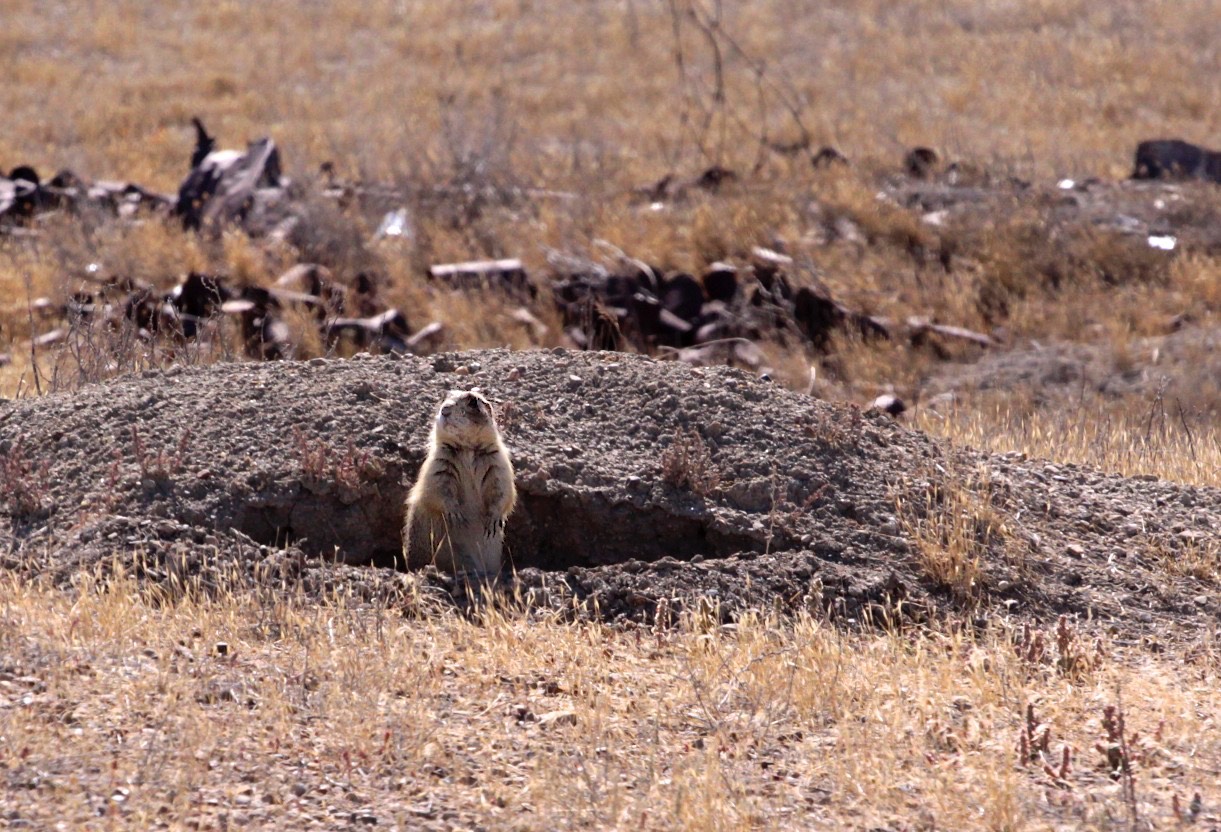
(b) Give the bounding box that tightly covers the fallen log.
[428,258,532,297]
[905,316,994,348]
[176,117,286,232]
[406,321,445,353]
[325,309,412,354]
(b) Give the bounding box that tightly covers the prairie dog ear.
[469,386,484,396]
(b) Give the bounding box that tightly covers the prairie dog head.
[433,389,500,445]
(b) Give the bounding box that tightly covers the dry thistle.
[1018,702,1052,766]
[1041,745,1072,787]
[1013,615,1102,679]
[1096,700,1143,824]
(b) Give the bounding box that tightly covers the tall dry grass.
[916,393,1221,489]
[2,0,1218,186]
[1,0,1219,407]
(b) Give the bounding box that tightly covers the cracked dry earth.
[0,349,1218,640]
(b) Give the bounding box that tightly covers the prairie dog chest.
[443,441,487,478]
[435,442,505,499]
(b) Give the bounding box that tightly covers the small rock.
[537,709,578,728]
[869,394,906,417]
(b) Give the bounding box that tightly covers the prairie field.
[1,1,1220,829]
[3,570,1220,830]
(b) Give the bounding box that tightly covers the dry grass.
[660,427,722,497]
[1,0,1217,186]
[2,568,1219,830]
[3,4,1221,828]
[896,465,1015,605]
[915,394,1221,489]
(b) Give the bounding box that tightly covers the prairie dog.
[404,389,516,577]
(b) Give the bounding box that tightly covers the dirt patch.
[923,323,1221,415]
[1,349,1218,635]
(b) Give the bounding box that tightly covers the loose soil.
[923,323,1221,412]
[1,349,1217,638]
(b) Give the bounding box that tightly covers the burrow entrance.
[234,482,765,571]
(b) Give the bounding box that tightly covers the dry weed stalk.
[293,428,385,497]
[799,408,860,448]
[1017,702,1074,789]
[660,426,721,496]
[0,441,51,519]
[131,425,190,484]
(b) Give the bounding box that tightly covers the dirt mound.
[1,350,1217,634]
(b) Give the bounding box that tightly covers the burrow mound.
[1,350,1218,633]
